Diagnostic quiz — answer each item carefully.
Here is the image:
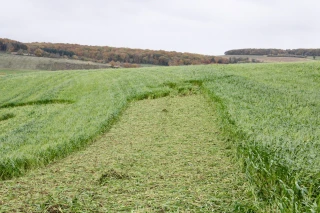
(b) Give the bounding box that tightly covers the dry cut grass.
[0,95,255,212]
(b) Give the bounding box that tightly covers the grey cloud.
[1,0,320,55]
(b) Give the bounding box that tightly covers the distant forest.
[225,48,320,56]
[0,38,233,67]
[0,39,28,52]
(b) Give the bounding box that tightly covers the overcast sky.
[1,0,320,55]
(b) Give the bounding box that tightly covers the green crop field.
[0,62,319,212]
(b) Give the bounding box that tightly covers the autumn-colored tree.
[17,49,24,55]
[5,43,14,52]
[72,55,79,60]
[34,48,43,57]
[109,60,116,67]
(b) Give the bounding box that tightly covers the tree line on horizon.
[225,48,320,57]
[0,38,232,67]
[0,39,28,52]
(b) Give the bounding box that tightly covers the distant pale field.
[0,52,111,71]
[222,54,311,62]
[0,62,319,211]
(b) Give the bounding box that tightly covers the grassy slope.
[0,95,254,212]
[203,63,320,212]
[0,62,320,211]
[0,52,111,71]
